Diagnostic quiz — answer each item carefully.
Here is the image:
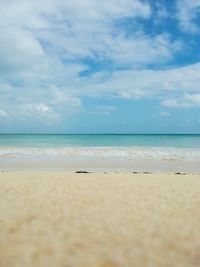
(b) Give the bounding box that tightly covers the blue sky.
[0,0,200,133]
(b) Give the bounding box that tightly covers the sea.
[0,134,200,172]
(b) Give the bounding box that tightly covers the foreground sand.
[0,172,200,267]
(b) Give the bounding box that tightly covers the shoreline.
[1,158,200,173]
[1,169,200,175]
[1,145,200,173]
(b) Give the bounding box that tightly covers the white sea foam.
[0,146,200,161]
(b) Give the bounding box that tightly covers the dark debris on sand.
[75,170,90,173]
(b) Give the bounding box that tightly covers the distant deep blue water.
[0,134,200,148]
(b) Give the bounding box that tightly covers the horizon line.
[0,133,200,135]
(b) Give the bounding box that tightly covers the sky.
[0,0,200,134]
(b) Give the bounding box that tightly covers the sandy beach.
[0,172,200,267]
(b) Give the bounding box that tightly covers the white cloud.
[0,26,44,73]
[103,33,181,67]
[26,103,50,113]
[50,87,82,107]
[162,93,200,108]
[0,0,180,123]
[0,0,199,129]
[77,62,200,99]
[92,105,116,116]
[0,110,8,117]
[160,111,170,116]
[177,0,200,33]
[0,0,151,27]
[152,111,170,118]
[156,2,169,19]
[0,0,181,75]
[16,102,61,125]
[0,0,152,65]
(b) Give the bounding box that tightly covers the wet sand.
[0,172,200,267]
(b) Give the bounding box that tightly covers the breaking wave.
[0,146,200,161]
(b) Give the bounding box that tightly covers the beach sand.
[0,172,200,267]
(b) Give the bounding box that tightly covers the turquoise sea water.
[0,134,200,148]
[1,134,200,171]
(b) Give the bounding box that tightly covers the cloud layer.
[0,0,200,132]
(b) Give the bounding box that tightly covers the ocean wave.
[0,146,200,161]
